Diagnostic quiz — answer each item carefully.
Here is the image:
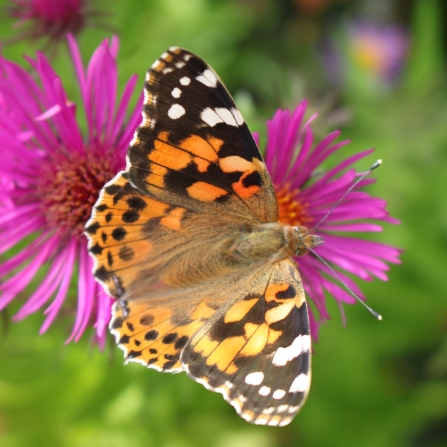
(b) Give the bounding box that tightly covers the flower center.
[276,184,313,228]
[38,150,117,237]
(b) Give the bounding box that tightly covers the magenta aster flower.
[7,0,102,46]
[0,35,143,347]
[259,102,401,339]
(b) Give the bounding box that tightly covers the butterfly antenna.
[308,247,382,320]
[305,159,383,321]
[305,159,382,236]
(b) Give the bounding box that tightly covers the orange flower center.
[38,150,117,237]
[276,183,313,228]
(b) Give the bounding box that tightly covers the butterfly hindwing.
[182,259,311,426]
[127,47,278,223]
[107,267,274,372]
[107,258,311,426]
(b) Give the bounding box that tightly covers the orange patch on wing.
[152,60,166,72]
[265,283,291,302]
[267,328,282,345]
[179,135,219,162]
[240,323,269,357]
[160,207,186,231]
[224,298,258,323]
[219,156,260,199]
[145,90,155,105]
[145,198,172,216]
[244,322,258,338]
[186,181,228,201]
[150,139,191,170]
[193,157,210,173]
[113,305,174,349]
[207,136,224,153]
[146,72,155,85]
[190,302,216,320]
[265,301,295,324]
[97,239,152,267]
[90,199,170,241]
[147,164,168,187]
[206,336,246,372]
[193,335,219,357]
[232,172,260,199]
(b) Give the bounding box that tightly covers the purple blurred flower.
[322,20,410,87]
[258,102,401,339]
[349,21,410,82]
[7,0,103,46]
[0,35,143,347]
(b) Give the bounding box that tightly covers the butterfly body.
[86,47,316,426]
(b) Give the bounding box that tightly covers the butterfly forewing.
[127,47,278,223]
[85,48,312,426]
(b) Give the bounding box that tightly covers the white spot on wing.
[245,372,264,385]
[180,76,190,85]
[262,407,275,414]
[129,132,138,146]
[168,104,185,119]
[200,107,223,127]
[175,62,185,69]
[289,373,310,393]
[259,386,271,396]
[288,405,299,414]
[254,417,269,425]
[200,107,243,127]
[171,88,181,98]
[268,420,279,426]
[272,334,310,367]
[215,107,237,126]
[272,389,286,400]
[196,69,218,87]
[302,334,311,351]
[232,108,244,125]
[278,405,289,413]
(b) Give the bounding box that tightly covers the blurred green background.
[1,0,447,446]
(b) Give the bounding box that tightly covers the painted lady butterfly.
[85,48,323,426]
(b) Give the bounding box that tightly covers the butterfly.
[85,47,323,426]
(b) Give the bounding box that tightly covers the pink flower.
[7,0,102,46]
[259,102,401,339]
[0,35,143,347]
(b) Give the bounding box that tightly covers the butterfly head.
[284,225,324,257]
